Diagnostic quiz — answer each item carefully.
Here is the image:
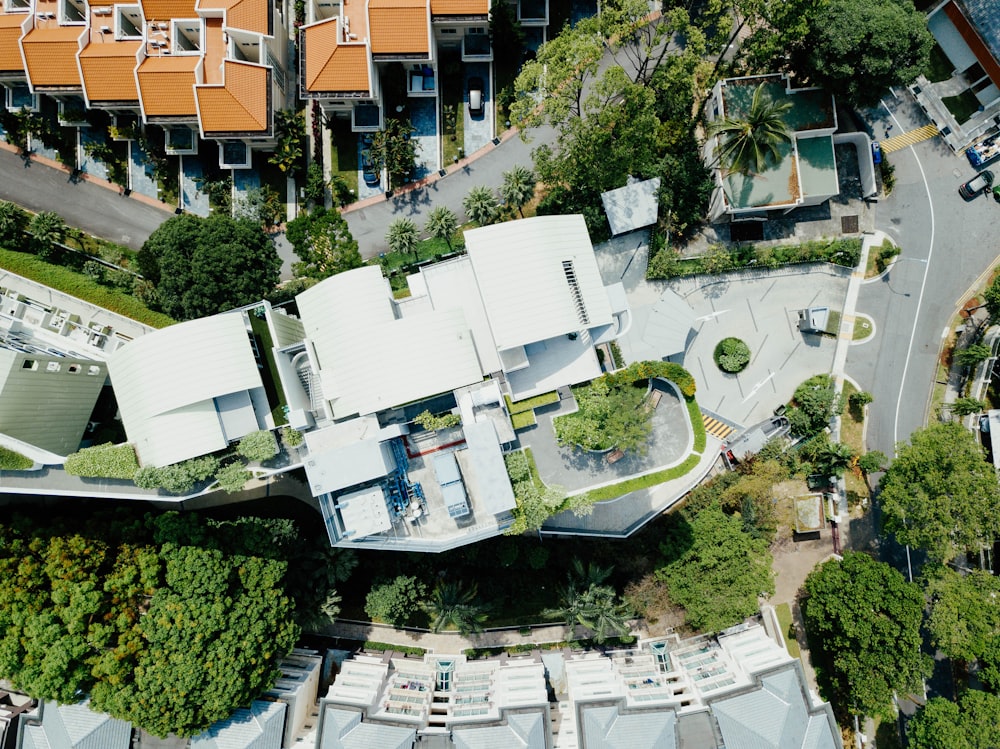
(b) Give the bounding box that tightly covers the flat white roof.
[461,420,516,515]
[601,177,661,236]
[304,437,395,496]
[108,313,264,467]
[465,215,614,350]
[337,486,393,539]
[296,267,483,417]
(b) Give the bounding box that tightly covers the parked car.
[871,141,882,165]
[468,77,484,117]
[959,169,994,199]
[361,149,380,187]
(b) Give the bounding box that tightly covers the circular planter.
[714,337,751,373]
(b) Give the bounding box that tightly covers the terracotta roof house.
[919,0,1000,151]
[298,0,489,136]
[0,0,288,161]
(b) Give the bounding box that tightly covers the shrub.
[0,247,174,328]
[215,461,252,493]
[787,374,840,437]
[236,430,279,462]
[281,426,304,447]
[603,360,696,398]
[555,378,650,453]
[647,238,862,280]
[0,446,33,470]
[64,443,139,479]
[714,337,751,373]
[413,410,461,431]
[133,456,220,495]
[364,575,428,627]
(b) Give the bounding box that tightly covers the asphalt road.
[0,148,173,250]
[847,91,1000,456]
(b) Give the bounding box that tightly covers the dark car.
[361,149,379,187]
[468,76,484,117]
[871,141,882,165]
[959,169,994,199]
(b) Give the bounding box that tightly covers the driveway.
[0,145,172,250]
[463,62,493,156]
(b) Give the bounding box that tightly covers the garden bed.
[647,238,862,280]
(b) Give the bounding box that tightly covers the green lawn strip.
[0,247,174,328]
[248,313,289,426]
[926,44,955,83]
[511,410,536,430]
[360,641,427,656]
[825,309,842,337]
[375,234,465,275]
[0,446,33,470]
[330,120,359,193]
[943,90,980,124]
[686,396,707,453]
[864,238,899,278]
[559,453,702,510]
[505,391,559,414]
[775,602,801,658]
[522,446,545,491]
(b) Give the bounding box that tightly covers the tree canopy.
[138,214,281,320]
[0,509,310,737]
[801,551,930,718]
[924,566,1000,666]
[656,504,774,633]
[285,206,362,282]
[907,691,1000,749]
[879,422,1000,563]
[707,83,792,175]
[805,0,933,107]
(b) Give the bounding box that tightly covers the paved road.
[0,147,173,250]
[846,91,1000,456]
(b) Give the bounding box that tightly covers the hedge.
[602,360,696,398]
[236,430,278,462]
[0,247,175,328]
[511,410,537,430]
[505,391,559,414]
[561,453,702,508]
[0,446,33,470]
[647,238,862,280]
[133,455,220,494]
[687,397,707,453]
[63,442,139,479]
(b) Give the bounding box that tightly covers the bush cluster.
[647,238,862,280]
[714,337,751,373]
[0,447,33,470]
[63,443,139,479]
[413,410,461,431]
[602,360,697,398]
[236,430,279,462]
[134,456,220,495]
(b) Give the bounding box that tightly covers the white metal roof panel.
[465,215,614,350]
[461,420,515,515]
[304,438,395,495]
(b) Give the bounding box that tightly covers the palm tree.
[386,217,420,260]
[425,206,458,250]
[462,185,500,227]
[500,165,536,218]
[545,582,630,644]
[707,83,793,175]
[426,581,488,635]
[569,558,613,588]
[28,211,65,259]
[0,200,28,249]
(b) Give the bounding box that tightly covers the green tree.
[656,504,774,632]
[908,691,1000,749]
[856,450,887,478]
[426,581,488,635]
[951,396,986,417]
[880,422,1000,563]
[424,206,458,250]
[269,109,306,173]
[0,200,28,250]
[304,162,328,207]
[138,214,281,320]
[985,272,1000,322]
[236,430,279,462]
[370,119,418,190]
[801,551,931,718]
[786,374,839,438]
[503,451,565,535]
[365,575,427,627]
[546,583,630,643]
[500,165,536,218]
[463,185,500,226]
[285,206,362,282]
[805,0,933,108]
[554,377,652,453]
[214,461,251,493]
[924,566,1000,665]
[707,83,792,175]
[956,342,992,367]
[28,211,66,259]
[799,433,856,476]
[386,217,420,260]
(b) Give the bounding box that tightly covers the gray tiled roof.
[961,0,1000,63]
[452,711,547,749]
[318,708,414,749]
[190,700,286,749]
[39,701,132,749]
[580,705,678,749]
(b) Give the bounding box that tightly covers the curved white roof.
[108,313,264,467]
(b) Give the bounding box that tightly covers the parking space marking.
[742,372,775,403]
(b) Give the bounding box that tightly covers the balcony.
[408,67,436,97]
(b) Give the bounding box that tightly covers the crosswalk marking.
[702,413,734,440]
[879,124,939,153]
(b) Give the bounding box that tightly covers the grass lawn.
[926,43,955,83]
[775,602,801,658]
[506,391,559,413]
[373,231,466,275]
[249,312,289,426]
[865,238,900,278]
[853,316,873,341]
[329,118,359,195]
[943,89,981,125]
[841,382,869,504]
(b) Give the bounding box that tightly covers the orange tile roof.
[368,0,428,55]
[198,0,268,35]
[196,60,269,133]
[79,40,141,102]
[430,0,487,15]
[20,26,85,88]
[139,0,196,21]
[137,55,198,116]
[0,14,26,73]
[303,19,370,93]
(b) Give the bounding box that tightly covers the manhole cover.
[841,215,859,234]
